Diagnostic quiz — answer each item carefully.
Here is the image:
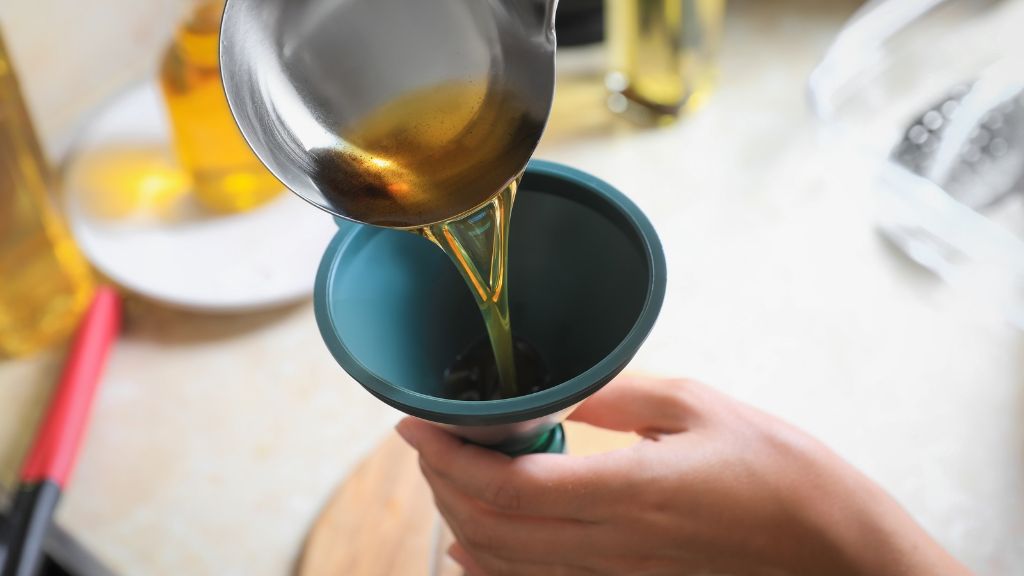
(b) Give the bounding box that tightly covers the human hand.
[397,375,971,576]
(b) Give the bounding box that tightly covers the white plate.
[62,82,338,312]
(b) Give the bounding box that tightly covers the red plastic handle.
[20,286,121,487]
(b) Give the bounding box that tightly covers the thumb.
[568,374,699,437]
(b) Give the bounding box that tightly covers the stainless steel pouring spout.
[220,0,558,227]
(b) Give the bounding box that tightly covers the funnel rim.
[314,160,666,426]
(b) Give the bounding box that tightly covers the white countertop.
[1,1,1021,574]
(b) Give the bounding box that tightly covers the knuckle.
[482,478,522,512]
[659,379,699,421]
[665,377,699,401]
[666,377,715,412]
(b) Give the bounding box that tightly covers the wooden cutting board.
[299,422,636,576]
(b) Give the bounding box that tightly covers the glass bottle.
[606,0,726,121]
[160,0,283,213]
[0,29,95,357]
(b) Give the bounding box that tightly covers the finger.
[397,418,632,519]
[424,460,601,564]
[448,543,489,576]
[452,541,598,576]
[568,374,703,436]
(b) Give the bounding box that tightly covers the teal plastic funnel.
[314,160,666,454]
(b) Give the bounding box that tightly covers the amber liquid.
[422,182,519,398]
[324,83,546,398]
[313,82,543,228]
[607,0,725,118]
[160,0,283,213]
[0,31,94,357]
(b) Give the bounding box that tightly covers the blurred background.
[1,0,1023,575]
[2,0,186,158]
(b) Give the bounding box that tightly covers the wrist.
[795,454,970,576]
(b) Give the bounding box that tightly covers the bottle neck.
[185,0,227,34]
[174,0,226,69]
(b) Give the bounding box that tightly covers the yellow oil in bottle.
[160,0,283,213]
[0,30,94,357]
[606,0,726,120]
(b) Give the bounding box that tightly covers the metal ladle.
[219,0,558,228]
